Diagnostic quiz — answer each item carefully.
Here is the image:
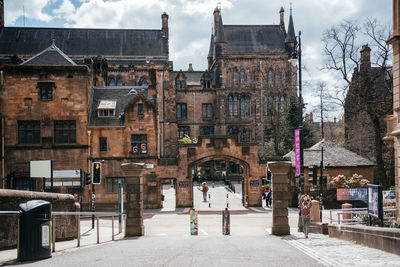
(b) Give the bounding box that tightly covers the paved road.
[2,185,400,266]
[5,209,400,267]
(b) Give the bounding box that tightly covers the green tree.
[284,95,316,152]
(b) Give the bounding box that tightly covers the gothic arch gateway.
[175,137,267,207]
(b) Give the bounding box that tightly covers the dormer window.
[202,80,211,89]
[97,100,116,118]
[177,80,185,89]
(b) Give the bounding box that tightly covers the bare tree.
[322,18,393,187]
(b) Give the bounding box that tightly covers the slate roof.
[223,25,286,54]
[0,27,168,57]
[284,140,375,168]
[88,86,154,127]
[20,41,77,66]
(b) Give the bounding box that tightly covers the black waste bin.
[18,200,52,261]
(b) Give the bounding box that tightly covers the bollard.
[77,214,81,247]
[342,203,352,223]
[310,200,320,222]
[222,208,230,235]
[190,209,198,235]
[97,217,100,244]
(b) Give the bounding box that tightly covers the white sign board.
[41,224,50,247]
[46,182,63,187]
[53,170,80,178]
[30,160,52,178]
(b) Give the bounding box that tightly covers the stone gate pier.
[121,163,145,237]
[268,161,291,235]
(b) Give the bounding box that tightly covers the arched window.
[268,69,273,85]
[108,77,115,86]
[240,69,245,84]
[233,95,238,116]
[263,96,268,116]
[275,96,280,111]
[240,128,251,143]
[280,96,285,112]
[116,77,123,86]
[275,70,280,85]
[240,95,251,117]
[269,96,274,111]
[228,95,233,117]
[233,69,238,85]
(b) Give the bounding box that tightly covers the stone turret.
[284,8,296,49]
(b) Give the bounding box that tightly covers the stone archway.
[176,137,267,207]
[188,155,250,207]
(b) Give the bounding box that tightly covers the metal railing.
[51,211,125,252]
[0,210,126,253]
[329,207,397,225]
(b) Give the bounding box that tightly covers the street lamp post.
[289,31,304,194]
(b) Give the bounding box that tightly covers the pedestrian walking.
[262,187,270,207]
[266,188,272,207]
[202,182,209,202]
[299,194,312,238]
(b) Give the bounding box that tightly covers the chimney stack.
[161,12,169,39]
[360,44,371,69]
[279,7,285,31]
[188,63,193,72]
[213,7,220,38]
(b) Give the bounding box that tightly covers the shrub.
[329,173,369,188]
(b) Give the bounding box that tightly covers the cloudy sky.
[3,0,392,120]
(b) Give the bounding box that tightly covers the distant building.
[0,3,298,209]
[386,0,400,223]
[344,44,394,186]
[285,139,375,191]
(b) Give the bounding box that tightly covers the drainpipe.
[2,116,5,188]
[87,129,91,171]
[159,69,164,157]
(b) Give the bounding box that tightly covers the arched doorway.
[176,137,267,207]
[188,156,249,209]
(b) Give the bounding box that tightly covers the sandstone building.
[345,45,394,187]
[0,2,298,209]
[386,0,400,223]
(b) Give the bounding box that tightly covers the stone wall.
[328,224,400,255]
[0,189,78,250]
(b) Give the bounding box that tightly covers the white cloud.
[53,0,75,17]
[4,0,53,24]
[4,0,391,121]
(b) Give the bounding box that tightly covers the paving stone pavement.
[273,228,400,267]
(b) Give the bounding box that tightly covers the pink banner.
[294,129,300,175]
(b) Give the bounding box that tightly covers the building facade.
[386,0,400,223]
[345,45,394,187]
[0,3,298,209]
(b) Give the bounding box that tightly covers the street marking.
[265,228,337,267]
[199,229,209,236]
[284,237,337,267]
[182,208,190,213]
